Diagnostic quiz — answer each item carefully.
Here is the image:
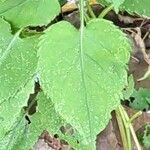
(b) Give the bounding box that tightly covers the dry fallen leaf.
[118,14,141,24]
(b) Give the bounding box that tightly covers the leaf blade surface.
[37,19,131,147]
[0,0,60,28]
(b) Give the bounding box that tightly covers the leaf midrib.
[0,29,22,65]
[79,0,93,141]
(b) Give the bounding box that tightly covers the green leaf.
[130,88,150,111]
[0,91,63,150]
[143,124,150,148]
[37,19,131,148]
[98,0,150,18]
[123,75,134,100]
[59,0,67,6]
[105,0,125,12]
[121,0,150,18]
[11,92,83,150]
[0,17,38,139]
[143,135,150,148]
[0,80,34,150]
[0,18,38,105]
[0,0,60,28]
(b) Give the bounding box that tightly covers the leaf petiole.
[128,111,142,124]
[99,4,114,18]
[118,105,142,150]
[86,0,96,18]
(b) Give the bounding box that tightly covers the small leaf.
[37,19,131,147]
[59,0,67,6]
[0,0,60,28]
[123,75,134,100]
[130,88,150,111]
[143,124,150,148]
[143,135,150,148]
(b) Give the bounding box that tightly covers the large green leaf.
[37,19,131,148]
[0,18,38,139]
[0,0,60,28]
[0,18,38,104]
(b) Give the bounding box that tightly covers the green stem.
[86,1,96,18]
[84,13,91,22]
[118,106,132,150]
[120,106,142,150]
[128,111,142,123]
[79,0,94,149]
[129,124,142,150]
[99,4,114,18]
[115,109,128,150]
[79,0,84,29]
[126,126,132,150]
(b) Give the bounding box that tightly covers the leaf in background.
[0,0,60,28]
[121,0,150,18]
[37,19,131,148]
[143,124,150,148]
[105,0,125,12]
[59,0,67,6]
[143,134,150,148]
[98,0,150,18]
[123,75,134,100]
[97,0,125,12]
[0,17,38,141]
[130,88,150,111]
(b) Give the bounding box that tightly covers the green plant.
[143,124,150,148]
[0,0,149,149]
[130,88,150,111]
[97,0,150,17]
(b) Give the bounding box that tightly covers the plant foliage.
[37,19,130,148]
[98,0,150,18]
[130,88,150,111]
[0,17,39,149]
[123,75,134,100]
[10,92,81,150]
[3,0,150,149]
[0,0,60,28]
[143,124,150,148]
